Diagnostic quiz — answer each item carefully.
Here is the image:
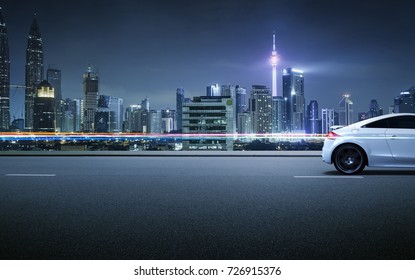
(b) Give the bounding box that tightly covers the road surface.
[1,154,415,259]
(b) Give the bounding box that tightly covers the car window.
[363,118,389,128]
[387,116,415,129]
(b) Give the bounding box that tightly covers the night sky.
[2,0,415,120]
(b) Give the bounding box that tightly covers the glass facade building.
[0,8,10,131]
[339,94,353,126]
[47,67,62,131]
[306,100,320,134]
[176,87,185,132]
[283,68,305,132]
[25,17,44,131]
[33,80,55,132]
[82,66,99,132]
[394,88,415,113]
[250,85,272,134]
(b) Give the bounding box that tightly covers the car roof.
[348,113,415,128]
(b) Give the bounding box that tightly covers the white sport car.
[322,113,415,174]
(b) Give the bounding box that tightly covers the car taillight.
[326,131,340,140]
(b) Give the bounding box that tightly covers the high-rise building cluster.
[0,8,414,150]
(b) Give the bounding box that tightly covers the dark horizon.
[1,0,415,119]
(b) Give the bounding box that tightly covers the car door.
[360,117,392,165]
[385,116,415,163]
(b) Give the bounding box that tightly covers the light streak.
[0,132,328,142]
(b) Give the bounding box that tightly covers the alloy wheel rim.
[337,148,362,173]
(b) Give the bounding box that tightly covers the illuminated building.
[141,97,149,111]
[162,109,176,133]
[237,112,252,134]
[321,108,335,134]
[124,105,141,132]
[182,96,234,150]
[25,16,44,131]
[110,97,123,132]
[250,85,273,134]
[33,80,55,132]
[149,110,162,133]
[235,85,247,115]
[206,83,220,97]
[394,88,415,113]
[272,96,286,133]
[82,66,99,132]
[220,84,235,97]
[368,99,382,118]
[73,98,81,132]
[339,94,353,126]
[306,100,320,134]
[125,104,152,133]
[283,68,305,132]
[125,104,150,133]
[62,98,76,132]
[270,32,279,97]
[47,67,62,132]
[235,85,247,133]
[176,88,185,132]
[0,8,10,131]
[95,95,123,133]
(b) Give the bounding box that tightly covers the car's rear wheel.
[333,144,366,175]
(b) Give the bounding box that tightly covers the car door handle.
[390,135,398,140]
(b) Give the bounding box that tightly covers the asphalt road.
[1,155,415,260]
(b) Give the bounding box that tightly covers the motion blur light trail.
[0,132,326,142]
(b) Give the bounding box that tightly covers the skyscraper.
[25,16,44,131]
[124,104,142,132]
[272,96,286,133]
[47,67,62,131]
[141,97,150,111]
[33,80,55,132]
[176,87,185,132]
[0,8,10,131]
[270,32,279,97]
[162,109,176,133]
[283,68,305,132]
[393,88,414,113]
[368,99,382,118]
[82,66,99,132]
[149,109,162,133]
[206,83,220,97]
[321,108,335,134]
[250,85,273,134]
[235,85,247,115]
[62,98,77,132]
[339,94,353,126]
[220,84,235,97]
[306,100,320,134]
[235,85,247,133]
[96,95,123,133]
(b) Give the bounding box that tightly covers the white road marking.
[5,174,56,177]
[294,175,364,179]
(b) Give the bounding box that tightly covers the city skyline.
[2,0,415,120]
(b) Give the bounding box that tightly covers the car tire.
[333,144,366,175]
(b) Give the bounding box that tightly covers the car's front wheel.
[333,144,366,175]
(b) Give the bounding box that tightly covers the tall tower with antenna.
[270,32,279,97]
[0,7,10,131]
[25,15,44,131]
